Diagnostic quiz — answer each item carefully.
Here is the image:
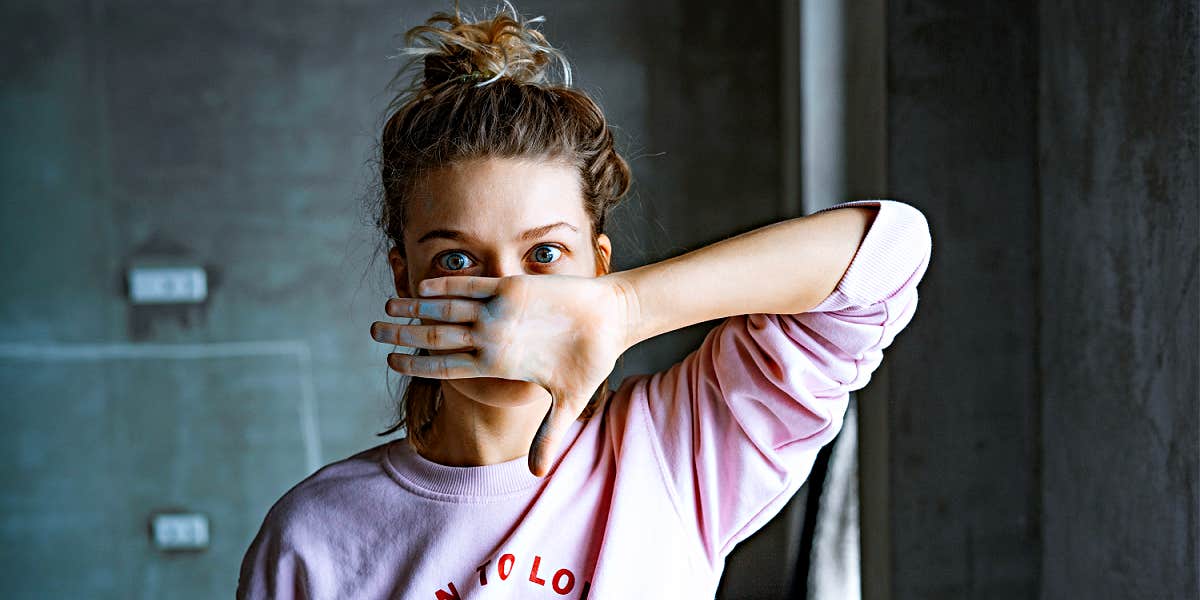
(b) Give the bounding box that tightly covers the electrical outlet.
[150,512,210,551]
[127,266,207,304]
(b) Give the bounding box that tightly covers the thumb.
[527,393,579,477]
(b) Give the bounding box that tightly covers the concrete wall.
[0,1,787,597]
[9,0,1192,598]
[1038,1,1198,598]
[885,0,1198,598]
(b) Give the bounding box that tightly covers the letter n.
[434,582,461,600]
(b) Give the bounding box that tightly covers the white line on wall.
[0,340,323,474]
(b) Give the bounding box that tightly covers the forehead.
[406,156,587,236]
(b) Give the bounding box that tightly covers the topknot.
[392,0,573,91]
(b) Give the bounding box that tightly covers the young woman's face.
[388,156,612,408]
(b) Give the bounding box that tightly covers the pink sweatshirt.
[237,199,932,599]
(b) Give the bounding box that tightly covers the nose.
[481,255,526,279]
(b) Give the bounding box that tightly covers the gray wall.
[0,1,787,597]
[885,0,1198,598]
[1038,2,1198,597]
[5,1,1194,599]
[885,1,1042,596]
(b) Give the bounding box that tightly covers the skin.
[371,155,879,476]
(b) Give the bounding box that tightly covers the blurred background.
[0,0,1195,599]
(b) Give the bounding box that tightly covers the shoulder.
[256,441,395,539]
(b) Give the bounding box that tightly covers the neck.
[414,380,552,467]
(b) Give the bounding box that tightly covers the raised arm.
[603,199,932,565]
[609,205,879,348]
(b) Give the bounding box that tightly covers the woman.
[238,2,932,598]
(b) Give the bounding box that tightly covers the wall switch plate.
[127,266,207,304]
[150,512,210,551]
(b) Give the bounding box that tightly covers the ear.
[594,233,613,276]
[387,246,412,297]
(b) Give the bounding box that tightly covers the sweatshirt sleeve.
[634,199,931,565]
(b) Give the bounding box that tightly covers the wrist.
[602,271,644,351]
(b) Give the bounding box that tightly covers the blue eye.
[531,245,562,264]
[436,251,473,271]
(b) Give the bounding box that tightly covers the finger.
[418,275,500,299]
[385,297,484,323]
[387,351,482,380]
[371,322,474,350]
[527,395,581,477]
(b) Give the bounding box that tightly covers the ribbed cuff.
[808,199,932,312]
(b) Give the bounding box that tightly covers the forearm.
[608,206,879,348]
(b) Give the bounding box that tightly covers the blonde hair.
[372,1,633,451]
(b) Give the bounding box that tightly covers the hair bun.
[398,1,572,90]
[421,49,473,88]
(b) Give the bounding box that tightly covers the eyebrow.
[416,221,579,245]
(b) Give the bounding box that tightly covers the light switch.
[128,266,207,304]
[150,512,210,551]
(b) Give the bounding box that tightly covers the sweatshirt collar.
[382,419,583,500]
